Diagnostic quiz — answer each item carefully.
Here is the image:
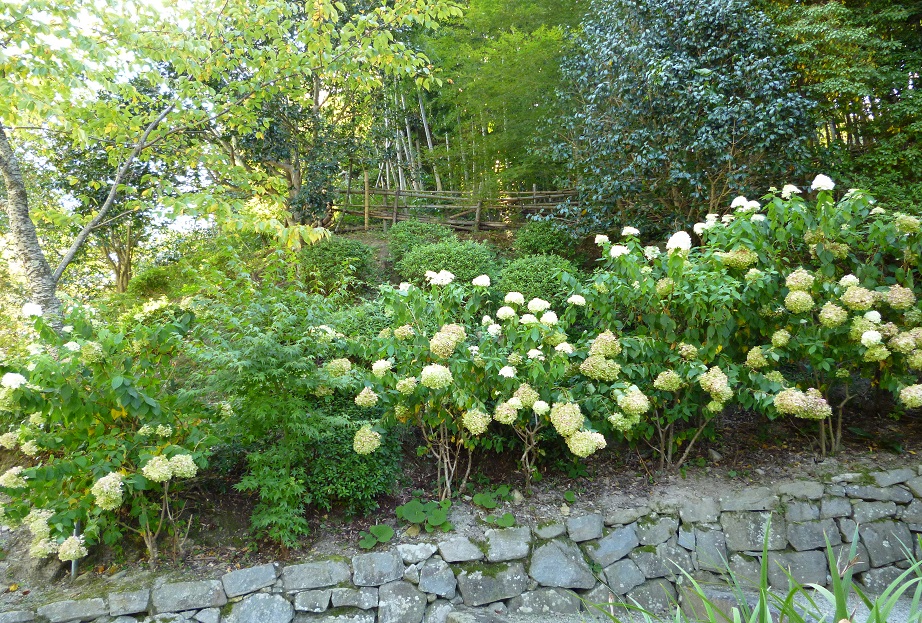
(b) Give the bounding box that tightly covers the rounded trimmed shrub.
[396,239,496,285]
[299,236,376,293]
[513,220,578,259]
[497,254,578,304]
[388,220,456,262]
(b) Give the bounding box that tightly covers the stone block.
[603,559,646,595]
[0,612,34,623]
[901,499,922,523]
[728,553,761,587]
[767,551,827,588]
[424,599,454,623]
[838,518,858,542]
[694,527,728,573]
[891,487,914,503]
[194,609,221,623]
[567,513,603,542]
[109,589,150,616]
[906,476,922,498]
[859,520,914,567]
[677,524,695,550]
[403,564,420,584]
[626,579,677,613]
[785,501,820,522]
[820,496,852,519]
[331,587,378,610]
[853,501,897,524]
[437,538,483,563]
[378,581,426,623]
[786,519,840,551]
[833,541,870,574]
[152,580,227,613]
[294,609,374,623]
[533,522,565,539]
[484,526,530,562]
[679,497,719,524]
[36,599,108,623]
[397,544,438,565]
[631,541,692,580]
[282,561,351,591]
[294,590,331,613]
[870,468,916,487]
[507,588,580,615]
[636,516,679,546]
[225,593,292,623]
[860,566,904,594]
[352,550,405,586]
[844,485,892,501]
[223,563,279,598]
[528,540,595,589]
[605,506,649,526]
[418,558,456,599]
[455,562,529,606]
[585,525,638,567]
[777,481,825,500]
[721,512,786,552]
[719,487,777,511]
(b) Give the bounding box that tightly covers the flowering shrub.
[0,304,210,567]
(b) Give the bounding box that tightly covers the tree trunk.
[0,126,63,324]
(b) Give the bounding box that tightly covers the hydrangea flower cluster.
[514,384,540,409]
[666,231,692,254]
[91,472,124,511]
[785,268,815,292]
[80,341,104,364]
[887,285,916,310]
[527,298,551,313]
[353,426,382,454]
[819,302,848,328]
[371,359,393,378]
[425,270,455,286]
[609,245,630,258]
[498,366,516,379]
[785,291,814,314]
[617,388,651,417]
[142,456,173,482]
[699,367,732,404]
[25,508,57,558]
[549,402,583,437]
[655,278,674,297]
[394,324,415,340]
[20,440,39,456]
[717,248,758,270]
[355,387,379,408]
[653,370,682,392]
[462,409,491,436]
[841,286,876,311]
[504,292,525,306]
[496,306,516,321]
[396,377,418,395]
[472,275,491,287]
[325,358,352,378]
[520,314,539,325]
[677,343,698,360]
[895,213,920,234]
[420,364,453,389]
[0,465,27,488]
[532,400,550,415]
[773,387,832,420]
[57,535,88,562]
[493,401,519,425]
[1,372,26,390]
[589,331,621,358]
[566,430,607,458]
[430,324,466,358]
[579,355,621,382]
[745,346,769,369]
[169,454,198,478]
[567,294,586,306]
[0,432,17,449]
[771,330,791,348]
[608,410,639,432]
[900,385,922,409]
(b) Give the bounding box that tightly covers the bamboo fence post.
[393,188,399,226]
[364,170,370,231]
[474,200,482,232]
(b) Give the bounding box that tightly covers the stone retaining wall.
[3,466,922,623]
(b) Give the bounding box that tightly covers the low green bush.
[388,220,456,263]
[329,299,391,339]
[497,254,578,304]
[396,239,496,285]
[513,220,578,259]
[299,236,376,293]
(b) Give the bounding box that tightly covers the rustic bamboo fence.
[332,185,578,233]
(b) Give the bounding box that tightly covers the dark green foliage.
[396,239,496,284]
[553,0,812,232]
[303,419,402,516]
[388,220,456,262]
[328,299,391,339]
[497,254,577,304]
[299,235,376,293]
[512,220,578,259]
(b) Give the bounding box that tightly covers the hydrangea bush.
[0,305,210,567]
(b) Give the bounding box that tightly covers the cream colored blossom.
[353,426,381,454]
[566,431,607,458]
[771,330,791,348]
[0,466,26,488]
[550,402,583,437]
[371,359,393,378]
[57,536,88,562]
[355,387,379,408]
[142,456,172,483]
[396,377,418,395]
[653,370,682,392]
[91,472,124,511]
[169,454,198,478]
[617,388,650,417]
[504,292,525,306]
[785,291,814,314]
[420,364,453,389]
[567,294,586,306]
[589,331,621,358]
[462,409,491,436]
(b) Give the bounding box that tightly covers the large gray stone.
[625,579,677,613]
[891,486,914,504]
[418,558,456,599]
[767,551,828,588]
[455,562,529,606]
[152,581,227,614]
[282,561,351,591]
[566,514,603,542]
[694,527,728,572]
[437,538,483,563]
[786,519,841,551]
[636,516,678,546]
[507,588,580,615]
[533,522,565,539]
[484,527,530,562]
[585,525,638,567]
[528,540,595,589]
[728,553,762,587]
[820,496,852,519]
[293,590,331,613]
[721,512,786,552]
[36,599,108,623]
[638,541,692,580]
[844,485,892,501]
[860,521,914,567]
[860,566,905,594]
[677,524,695,550]
[719,487,777,511]
[679,497,719,524]
[109,589,150,616]
[352,551,405,586]
[833,541,870,574]
[378,581,426,623]
[871,468,916,487]
[194,609,221,623]
[331,587,378,610]
[397,544,438,565]
[901,499,922,523]
[223,563,279,598]
[777,481,825,500]
[839,518,858,542]
[603,559,646,595]
[853,501,897,524]
[605,506,649,526]
[907,476,922,498]
[0,612,34,623]
[293,609,374,623]
[225,593,293,623]
[424,600,454,623]
[785,501,819,522]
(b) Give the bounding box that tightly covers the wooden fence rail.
[331,187,578,233]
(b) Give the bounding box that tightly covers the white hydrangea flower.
[839,274,860,287]
[1,373,26,389]
[870,207,886,215]
[811,174,835,191]
[643,246,660,260]
[371,359,393,378]
[730,196,748,209]
[555,342,573,354]
[91,472,124,511]
[722,214,736,224]
[496,306,516,320]
[398,282,412,292]
[169,454,198,478]
[353,426,381,454]
[57,535,88,562]
[20,440,39,456]
[594,234,610,245]
[693,222,708,235]
[487,323,502,337]
[0,432,17,449]
[499,366,516,379]
[355,387,379,408]
[666,231,692,254]
[861,331,882,347]
[21,303,42,318]
[155,424,172,438]
[482,315,493,326]
[520,314,539,325]
[527,349,545,361]
[751,214,766,222]
[426,270,455,286]
[781,185,801,199]
[609,245,630,258]
[567,294,586,306]
[504,292,525,306]
[420,364,453,389]
[142,456,173,483]
[61,325,73,333]
[532,400,550,415]
[540,311,558,326]
[472,274,491,287]
[527,298,551,313]
[864,311,882,324]
[63,341,80,352]
[621,227,640,237]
